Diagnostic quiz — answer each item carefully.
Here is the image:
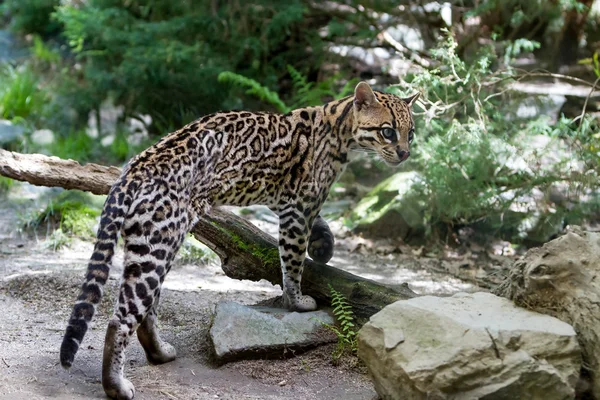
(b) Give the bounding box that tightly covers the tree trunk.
[0,149,417,319]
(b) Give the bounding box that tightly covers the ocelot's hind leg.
[102,255,180,400]
[308,214,334,264]
[102,205,188,399]
[137,297,176,365]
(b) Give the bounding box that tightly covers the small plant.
[23,191,101,242]
[0,176,15,194]
[45,227,71,251]
[324,284,358,360]
[177,235,215,265]
[579,52,600,78]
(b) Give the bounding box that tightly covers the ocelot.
[60,81,419,399]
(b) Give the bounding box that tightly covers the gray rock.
[210,301,336,362]
[0,120,25,145]
[350,171,424,240]
[0,30,28,63]
[358,292,581,400]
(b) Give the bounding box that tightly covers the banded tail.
[60,187,127,368]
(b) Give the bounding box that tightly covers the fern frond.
[326,284,358,359]
[218,71,290,113]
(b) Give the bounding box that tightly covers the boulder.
[495,227,600,398]
[358,292,581,400]
[209,301,336,363]
[350,171,424,240]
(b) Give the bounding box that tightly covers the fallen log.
[0,149,417,319]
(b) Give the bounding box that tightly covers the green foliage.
[323,284,358,360]
[31,35,61,65]
[49,0,353,132]
[0,63,47,121]
[219,67,358,112]
[0,176,15,194]
[579,52,600,78]
[2,0,62,36]
[218,72,289,113]
[110,131,132,162]
[504,39,541,65]
[23,191,102,249]
[45,130,95,162]
[388,31,600,242]
[4,0,385,135]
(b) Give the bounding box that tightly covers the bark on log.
[0,149,417,319]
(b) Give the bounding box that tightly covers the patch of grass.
[23,191,101,243]
[0,63,47,121]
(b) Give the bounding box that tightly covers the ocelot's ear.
[403,92,420,107]
[354,82,377,111]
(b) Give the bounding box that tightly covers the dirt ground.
[0,184,503,400]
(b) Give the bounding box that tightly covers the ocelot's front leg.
[278,205,318,312]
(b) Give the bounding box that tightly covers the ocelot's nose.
[397,149,410,161]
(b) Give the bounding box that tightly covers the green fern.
[287,65,357,109]
[218,71,290,113]
[325,284,358,360]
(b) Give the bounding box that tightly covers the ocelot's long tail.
[60,186,128,368]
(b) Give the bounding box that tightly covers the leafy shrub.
[387,32,600,243]
[2,0,61,36]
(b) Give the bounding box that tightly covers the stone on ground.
[358,292,581,400]
[210,301,336,362]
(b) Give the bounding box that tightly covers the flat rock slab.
[210,301,337,362]
[358,292,581,400]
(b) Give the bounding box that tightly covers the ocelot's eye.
[381,127,396,141]
[408,128,414,144]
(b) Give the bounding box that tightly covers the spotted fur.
[60,81,419,399]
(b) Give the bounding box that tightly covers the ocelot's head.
[351,82,420,166]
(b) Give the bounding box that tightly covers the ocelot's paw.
[283,293,318,312]
[144,341,177,365]
[103,376,135,400]
[308,218,335,264]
